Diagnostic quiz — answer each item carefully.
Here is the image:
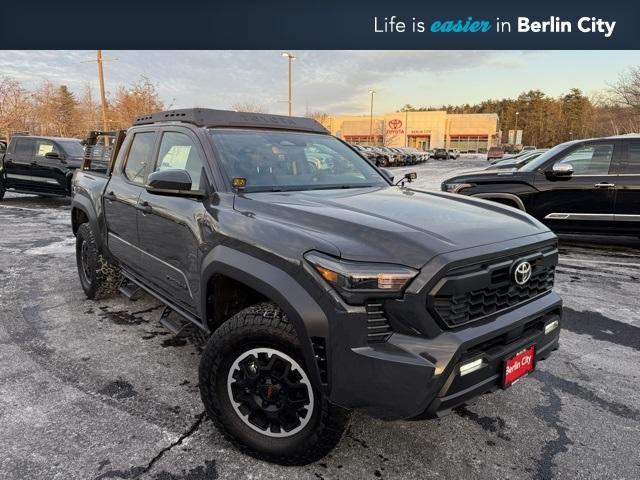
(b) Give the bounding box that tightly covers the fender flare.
[201,245,329,389]
[70,197,104,248]
[471,192,526,211]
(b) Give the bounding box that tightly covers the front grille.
[366,302,393,343]
[429,246,557,328]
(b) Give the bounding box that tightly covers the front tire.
[199,302,350,465]
[0,186,5,201]
[75,223,121,299]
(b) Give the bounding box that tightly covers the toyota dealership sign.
[387,118,404,134]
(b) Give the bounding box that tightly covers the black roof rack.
[132,108,328,134]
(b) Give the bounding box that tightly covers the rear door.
[4,137,36,189]
[136,128,210,314]
[533,140,619,234]
[613,140,640,233]
[104,130,157,273]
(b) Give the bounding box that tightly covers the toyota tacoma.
[71,108,562,465]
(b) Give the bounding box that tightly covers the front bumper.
[327,291,561,420]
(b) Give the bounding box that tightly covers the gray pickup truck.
[71,108,562,465]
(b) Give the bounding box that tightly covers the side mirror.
[146,169,204,197]
[380,168,394,182]
[549,163,574,179]
[44,151,60,159]
[394,172,418,186]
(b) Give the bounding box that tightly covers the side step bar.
[159,306,191,337]
[120,270,209,333]
[118,277,144,300]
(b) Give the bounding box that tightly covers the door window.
[124,132,156,185]
[621,142,640,175]
[557,143,614,175]
[35,139,58,158]
[14,137,36,156]
[155,132,206,190]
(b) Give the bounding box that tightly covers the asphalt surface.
[1,155,639,480]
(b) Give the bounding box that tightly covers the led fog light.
[545,319,559,335]
[460,358,484,376]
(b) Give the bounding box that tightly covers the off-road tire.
[76,223,121,300]
[199,302,351,465]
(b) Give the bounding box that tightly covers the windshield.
[208,129,388,192]
[58,140,84,157]
[519,142,574,171]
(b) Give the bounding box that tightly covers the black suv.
[71,109,561,465]
[0,135,84,198]
[442,135,640,236]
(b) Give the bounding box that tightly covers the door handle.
[594,182,615,188]
[135,201,153,214]
[104,191,117,201]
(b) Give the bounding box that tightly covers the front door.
[613,140,640,234]
[137,129,209,314]
[104,130,157,272]
[533,141,619,234]
[30,139,68,194]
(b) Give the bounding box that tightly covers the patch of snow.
[24,237,76,256]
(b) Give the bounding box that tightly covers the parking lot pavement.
[0,156,639,480]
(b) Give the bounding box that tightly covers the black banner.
[1,0,639,49]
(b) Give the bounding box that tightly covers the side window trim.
[121,129,159,186]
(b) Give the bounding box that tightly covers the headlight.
[442,182,472,193]
[305,251,418,305]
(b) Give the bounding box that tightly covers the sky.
[1,50,639,116]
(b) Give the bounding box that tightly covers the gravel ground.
[0,155,639,480]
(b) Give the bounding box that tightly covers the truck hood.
[235,186,549,269]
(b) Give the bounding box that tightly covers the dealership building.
[322,111,499,151]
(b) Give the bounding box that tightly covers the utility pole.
[81,50,116,132]
[97,50,108,132]
[282,53,296,116]
[369,89,376,145]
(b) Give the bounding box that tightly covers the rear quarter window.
[622,142,640,175]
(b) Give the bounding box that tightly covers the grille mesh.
[433,265,555,327]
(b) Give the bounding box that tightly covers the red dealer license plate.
[503,346,536,387]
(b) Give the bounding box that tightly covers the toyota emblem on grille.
[514,261,532,286]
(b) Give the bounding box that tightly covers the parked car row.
[352,145,429,167]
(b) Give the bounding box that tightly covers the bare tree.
[110,76,164,129]
[610,67,640,113]
[308,111,328,125]
[0,76,32,141]
[76,83,101,133]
